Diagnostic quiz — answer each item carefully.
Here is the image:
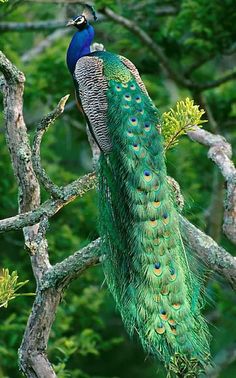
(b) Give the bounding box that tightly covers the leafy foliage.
[0,269,32,308]
[162,98,207,150]
[166,353,207,378]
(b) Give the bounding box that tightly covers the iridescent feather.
[66,8,211,376]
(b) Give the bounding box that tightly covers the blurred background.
[0,0,236,377]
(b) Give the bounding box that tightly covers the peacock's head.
[66,4,97,30]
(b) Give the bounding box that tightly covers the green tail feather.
[98,78,210,375]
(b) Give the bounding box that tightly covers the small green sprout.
[0,268,34,308]
[162,97,207,151]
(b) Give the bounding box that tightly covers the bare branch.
[180,216,236,289]
[19,239,100,378]
[197,68,236,90]
[42,238,101,290]
[21,28,71,63]
[1,50,53,375]
[32,95,70,199]
[0,20,66,31]
[0,50,40,241]
[129,2,178,15]
[0,172,97,233]
[188,126,236,244]
[0,50,24,83]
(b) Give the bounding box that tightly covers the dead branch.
[188,126,236,245]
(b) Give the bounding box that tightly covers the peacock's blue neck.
[66,24,94,75]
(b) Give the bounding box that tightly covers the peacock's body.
[66,7,210,375]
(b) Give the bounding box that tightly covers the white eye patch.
[75,16,86,25]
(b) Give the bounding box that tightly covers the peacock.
[66,6,210,376]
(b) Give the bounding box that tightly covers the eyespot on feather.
[129,117,138,126]
[168,319,176,326]
[153,237,160,246]
[170,325,177,335]
[160,310,168,321]
[115,84,122,92]
[127,130,134,137]
[124,93,132,101]
[153,200,161,208]
[144,122,151,132]
[163,213,169,225]
[149,219,158,227]
[156,324,165,335]
[161,287,169,296]
[154,262,162,276]
[172,303,181,310]
[143,170,153,182]
[170,267,177,281]
[123,104,130,109]
[153,184,160,192]
[132,143,139,151]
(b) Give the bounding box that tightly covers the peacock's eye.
[75,16,85,24]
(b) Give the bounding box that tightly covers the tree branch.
[0,172,97,233]
[180,216,236,290]
[32,94,70,199]
[102,7,192,88]
[0,20,66,31]
[102,8,236,91]
[0,48,100,377]
[188,126,236,244]
[19,239,100,378]
[0,50,41,244]
[21,28,71,63]
[42,238,101,290]
[0,50,53,376]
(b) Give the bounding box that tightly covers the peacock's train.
[66,5,210,376]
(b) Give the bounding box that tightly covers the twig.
[21,28,71,63]
[0,172,97,233]
[188,126,236,244]
[32,95,70,199]
[0,20,66,31]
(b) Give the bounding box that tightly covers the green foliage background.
[0,0,236,377]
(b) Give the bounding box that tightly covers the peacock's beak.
[66,19,75,27]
